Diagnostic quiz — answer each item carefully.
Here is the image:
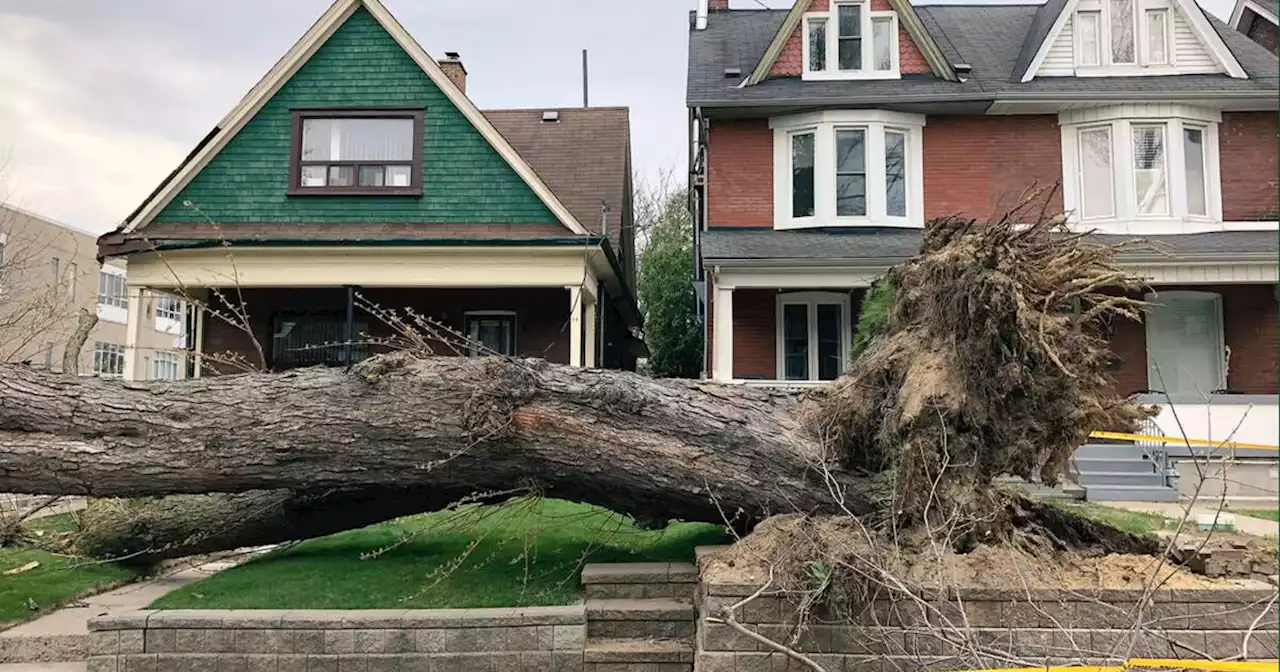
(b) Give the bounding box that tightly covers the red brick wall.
[923,115,1064,220]
[1106,284,1279,396]
[733,289,777,379]
[768,0,931,77]
[1220,112,1279,221]
[202,287,573,373]
[708,119,774,227]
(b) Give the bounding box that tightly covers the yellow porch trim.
[124,246,606,291]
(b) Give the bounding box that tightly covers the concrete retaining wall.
[87,606,586,671]
[696,581,1279,671]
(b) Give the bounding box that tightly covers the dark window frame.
[287,107,425,197]
[464,312,518,357]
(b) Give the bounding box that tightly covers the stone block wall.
[696,581,1280,671]
[87,606,586,671]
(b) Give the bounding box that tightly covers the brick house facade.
[98,0,643,378]
[689,0,1279,462]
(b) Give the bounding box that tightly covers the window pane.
[836,129,866,217]
[301,118,414,161]
[328,165,355,187]
[872,18,893,71]
[808,18,828,72]
[1184,128,1207,216]
[358,165,385,187]
[1110,0,1135,63]
[387,165,413,187]
[1146,10,1168,64]
[838,5,861,36]
[300,165,327,187]
[1079,128,1114,218]
[885,131,907,217]
[783,304,809,381]
[817,304,842,381]
[791,133,816,218]
[1077,12,1101,66]
[471,317,514,356]
[838,38,862,70]
[1132,125,1168,215]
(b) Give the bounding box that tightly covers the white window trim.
[154,296,185,335]
[1143,290,1226,394]
[771,110,926,231]
[150,351,183,381]
[1072,0,1180,74]
[464,310,517,357]
[775,292,853,382]
[802,1,901,81]
[92,342,126,379]
[97,265,129,324]
[1059,104,1223,234]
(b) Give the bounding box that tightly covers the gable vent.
[541,110,561,124]
[724,67,742,78]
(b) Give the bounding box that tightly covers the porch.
[116,244,642,379]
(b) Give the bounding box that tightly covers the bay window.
[777,293,852,382]
[1061,106,1221,234]
[1074,0,1173,71]
[803,2,900,80]
[772,111,925,230]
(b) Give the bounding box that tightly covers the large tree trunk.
[0,354,870,525]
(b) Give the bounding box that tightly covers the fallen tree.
[0,207,1159,563]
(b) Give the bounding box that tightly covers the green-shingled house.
[97,0,642,379]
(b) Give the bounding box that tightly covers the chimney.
[438,52,467,94]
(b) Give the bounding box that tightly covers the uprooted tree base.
[0,208,1161,564]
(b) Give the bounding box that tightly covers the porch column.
[712,284,734,382]
[568,286,584,367]
[123,285,146,381]
[193,304,206,379]
[584,296,598,368]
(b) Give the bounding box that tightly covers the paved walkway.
[1101,500,1280,537]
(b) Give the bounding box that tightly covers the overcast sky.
[0,0,1235,235]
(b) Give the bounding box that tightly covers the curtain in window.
[1079,128,1114,218]
[871,18,893,71]
[1184,128,1207,216]
[1145,295,1224,395]
[301,118,414,162]
[1076,12,1101,66]
[1146,10,1168,64]
[1132,125,1168,215]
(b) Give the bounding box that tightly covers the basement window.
[289,109,424,196]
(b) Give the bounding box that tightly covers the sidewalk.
[1101,501,1280,537]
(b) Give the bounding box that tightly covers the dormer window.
[288,108,424,196]
[1073,0,1173,72]
[803,2,899,80]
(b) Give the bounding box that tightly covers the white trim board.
[1020,0,1247,81]
[121,0,588,237]
[1231,0,1279,28]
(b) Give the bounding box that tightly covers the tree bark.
[0,353,869,527]
[61,308,98,376]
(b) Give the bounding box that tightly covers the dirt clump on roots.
[803,207,1156,544]
[704,516,1254,592]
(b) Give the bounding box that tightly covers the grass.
[1237,509,1280,522]
[152,499,731,610]
[1049,501,1178,535]
[1,513,142,628]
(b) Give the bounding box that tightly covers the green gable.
[155,7,558,226]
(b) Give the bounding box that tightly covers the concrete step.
[582,562,698,601]
[1075,457,1160,474]
[1084,484,1180,502]
[1077,471,1168,487]
[585,599,695,640]
[584,638,693,666]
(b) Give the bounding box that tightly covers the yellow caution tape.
[1088,430,1279,452]
[960,660,1279,672]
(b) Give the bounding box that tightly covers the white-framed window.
[772,110,925,230]
[464,311,516,357]
[92,342,125,378]
[1144,291,1225,395]
[776,292,852,382]
[803,1,900,80]
[97,266,129,324]
[1073,0,1174,71]
[151,351,182,381]
[154,296,185,335]
[1060,105,1221,234]
[66,262,77,298]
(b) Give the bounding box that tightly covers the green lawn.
[1,525,141,627]
[152,499,731,610]
[1050,501,1177,535]
[1238,509,1280,522]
